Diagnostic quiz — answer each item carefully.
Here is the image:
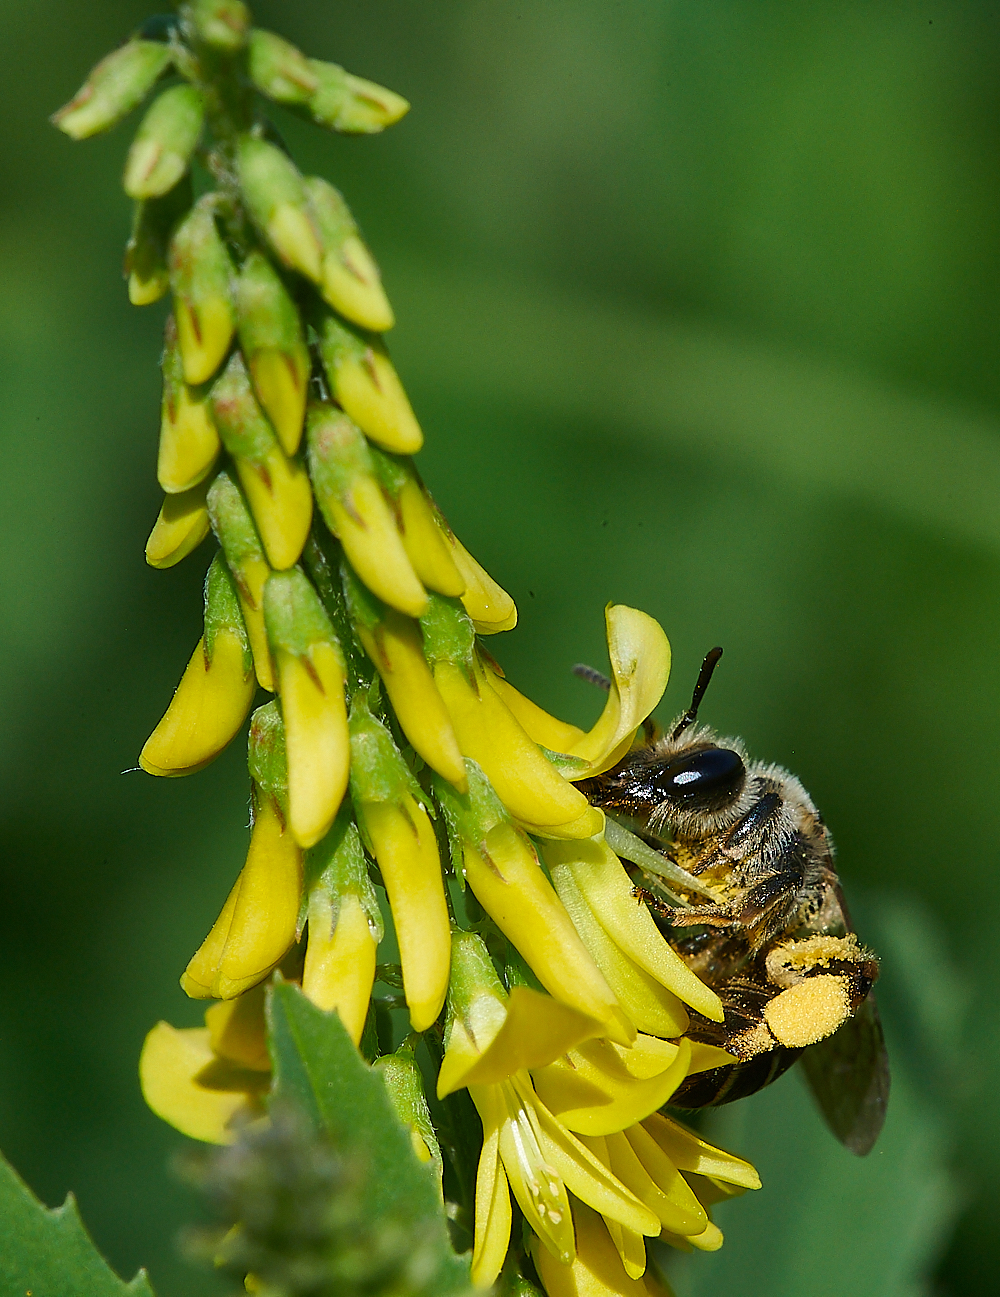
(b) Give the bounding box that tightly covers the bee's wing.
[799,992,890,1155]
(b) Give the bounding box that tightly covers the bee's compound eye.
[654,747,745,810]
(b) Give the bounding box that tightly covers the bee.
[575,648,890,1155]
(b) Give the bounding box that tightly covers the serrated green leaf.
[267,978,474,1294]
[0,1149,155,1297]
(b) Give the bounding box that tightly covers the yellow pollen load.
[322,235,394,332]
[248,348,308,456]
[267,203,323,282]
[359,795,450,1032]
[278,643,350,849]
[174,296,235,387]
[145,486,211,569]
[140,631,255,776]
[235,446,312,571]
[763,974,852,1047]
[301,891,377,1044]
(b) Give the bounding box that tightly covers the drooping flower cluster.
[55,4,760,1292]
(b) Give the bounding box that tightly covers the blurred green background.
[1,1,998,1292]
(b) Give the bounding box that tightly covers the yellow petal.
[140,1023,267,1144]
[321,236,395,333]
[446,534,516,633]
[567,606,671,777]
[301,891,377,1045]
[397,479,465,597]
[231,550,275,692]
[267,202,323,282]
[642,1113,761,1190]
[214,795,303,999]
[361,796,450,1031]
[332,345,422,454]
[548,861,689,1038]
[438,987,605,1097]
[469,1085,513,1290]
[158,382,220,494]
[181,875,241,999]
[532,1037,690,1138]
[235,447,312,571]
[248,348,309,456]
[205,984,271,1071]
[175,296,235,386]
[483,666,586,754]
[461,824,626,1041]
[331,477,428,617]
[435,657,601,836]
[530,1199,658,1297]
[140,631,255,776]
[278,643,350,848]
[145,483,211,569]
[545,835,724,1023]
[597,1129,706,1241]
[356,611,465,788]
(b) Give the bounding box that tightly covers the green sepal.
[313,300,372,368]
[206,468,268,580]
[306,399,374,511]
[266,982,473,1295]
[303,174,357,248]
[348,692,423,807]
[248,699,288,802]
[305,61,410,135]
[373,1039,443,1176]
[189,0,250,51]
[210,350,278,467]
[496,1260,544,1297]
[304,804,383,941]
[420,592,475,671]
[237,135,312,229]
[235,250,307,359]
[340,552,386,637]
[433,759,510,857]
[248,28,318,104]
[0,1147,155,1295]
[204,551,252,671]
[124,175,192,306]
[263,566,343,659]
[302,531,370,690]
[51,40,171,140]
[445,930,507,1033]
[368,444,414,501]
[123,84,205,200]
[168,196,233,314]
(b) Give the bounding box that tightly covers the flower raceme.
[57,7,762,1292]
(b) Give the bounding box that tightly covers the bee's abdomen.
[670,1048,802,1109]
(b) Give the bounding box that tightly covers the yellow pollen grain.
[763,974,851,1048]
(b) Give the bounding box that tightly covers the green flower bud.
[237,136,323,283]
[188,0,250,51]
[51,39,171,140]
[207,469,275,691]
[169,197,236,385]
[235,251,310,456]
[373,1040,442,1174]
[307,60,410,135]
[189,0,251,50]
[248,29,319,104]
[124,175,192,306]
[313,306,421,453]
[123,84,205,200]
[210,351,312,571]
[303,176,393,332]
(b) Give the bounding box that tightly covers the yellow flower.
[139,985,270,1145]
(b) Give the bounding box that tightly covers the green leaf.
[267,978,473,1294]
[0,1148,155,1297]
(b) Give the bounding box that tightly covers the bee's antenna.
[670,646,723,740]
[572,663,612,692]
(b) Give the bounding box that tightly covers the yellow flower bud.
[140,555,255,776]
[52,40,172,140]
[446,533,517,633]
[366,449,465,598]
[169,199,236,385]
[123,84,204,200]
[236,250,310,455]
[307,60,410,135]
[158,315,221,494]
[301,890,375,1044]
[182,791,303,1000]
[211,351,312,571]
[207,471,275,690]
[125,178,192,307]
[238,136,323,282]
[358,795,449,1033]
[304,176,394,332]
[144,481,211,569]
[307,403,427,617]
[314,307,422,453]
